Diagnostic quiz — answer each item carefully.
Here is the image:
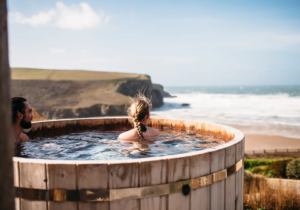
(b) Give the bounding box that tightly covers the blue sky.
[8,0,300,86]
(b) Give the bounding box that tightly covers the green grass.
[244,158,294,178]
[244,158,292,169]
[246,165,276,178]
[11,67,150,81]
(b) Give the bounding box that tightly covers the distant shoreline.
[153,89,300,142]
[230,124,300,150]
[244,134,300,150]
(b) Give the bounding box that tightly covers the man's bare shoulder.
[20,133,29,142]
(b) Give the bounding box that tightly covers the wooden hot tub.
[13,117,245,210]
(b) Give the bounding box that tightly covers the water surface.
[152,86,300,138]
[20,128,225,160]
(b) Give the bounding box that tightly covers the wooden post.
[0,0,14,209]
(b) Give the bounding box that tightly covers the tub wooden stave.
[13,117,245,210]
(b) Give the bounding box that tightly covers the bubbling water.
[20,128,226,160]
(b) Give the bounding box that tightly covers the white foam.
[152,93,300,139]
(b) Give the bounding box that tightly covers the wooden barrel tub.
[13,117,245,210]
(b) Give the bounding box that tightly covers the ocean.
[152,86,300,139]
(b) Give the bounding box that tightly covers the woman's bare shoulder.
[147,127,160,135]
[118,129,139,141]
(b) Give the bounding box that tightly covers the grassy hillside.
[11,68,160,119]
[11,68,150,81]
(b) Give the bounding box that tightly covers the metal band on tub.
[15,159,243,202]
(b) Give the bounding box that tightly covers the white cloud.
[51,47,66,54]
[10,11,55,26]
[9,2,110,29]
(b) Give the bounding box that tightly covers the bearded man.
[11,97,33,155]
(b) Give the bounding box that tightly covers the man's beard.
[20,118,31,129]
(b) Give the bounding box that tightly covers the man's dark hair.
[11,97,27,124]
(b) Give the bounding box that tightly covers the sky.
[7,0,300,86]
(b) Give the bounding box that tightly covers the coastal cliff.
[11,68,171,119]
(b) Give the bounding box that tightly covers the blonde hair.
[127,93,152,140]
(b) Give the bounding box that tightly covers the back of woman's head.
[127,93,152,139]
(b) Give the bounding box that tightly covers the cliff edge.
[11,68,171,119]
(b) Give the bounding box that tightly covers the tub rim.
[13,117,244,164]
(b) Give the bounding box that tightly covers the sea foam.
[152,87,300,139]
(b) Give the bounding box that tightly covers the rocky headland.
[11,68,171,119]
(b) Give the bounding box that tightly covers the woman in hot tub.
[118,93,159,141]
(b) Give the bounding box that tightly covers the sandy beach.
[229,125,300,151]
[244,134,300,151]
